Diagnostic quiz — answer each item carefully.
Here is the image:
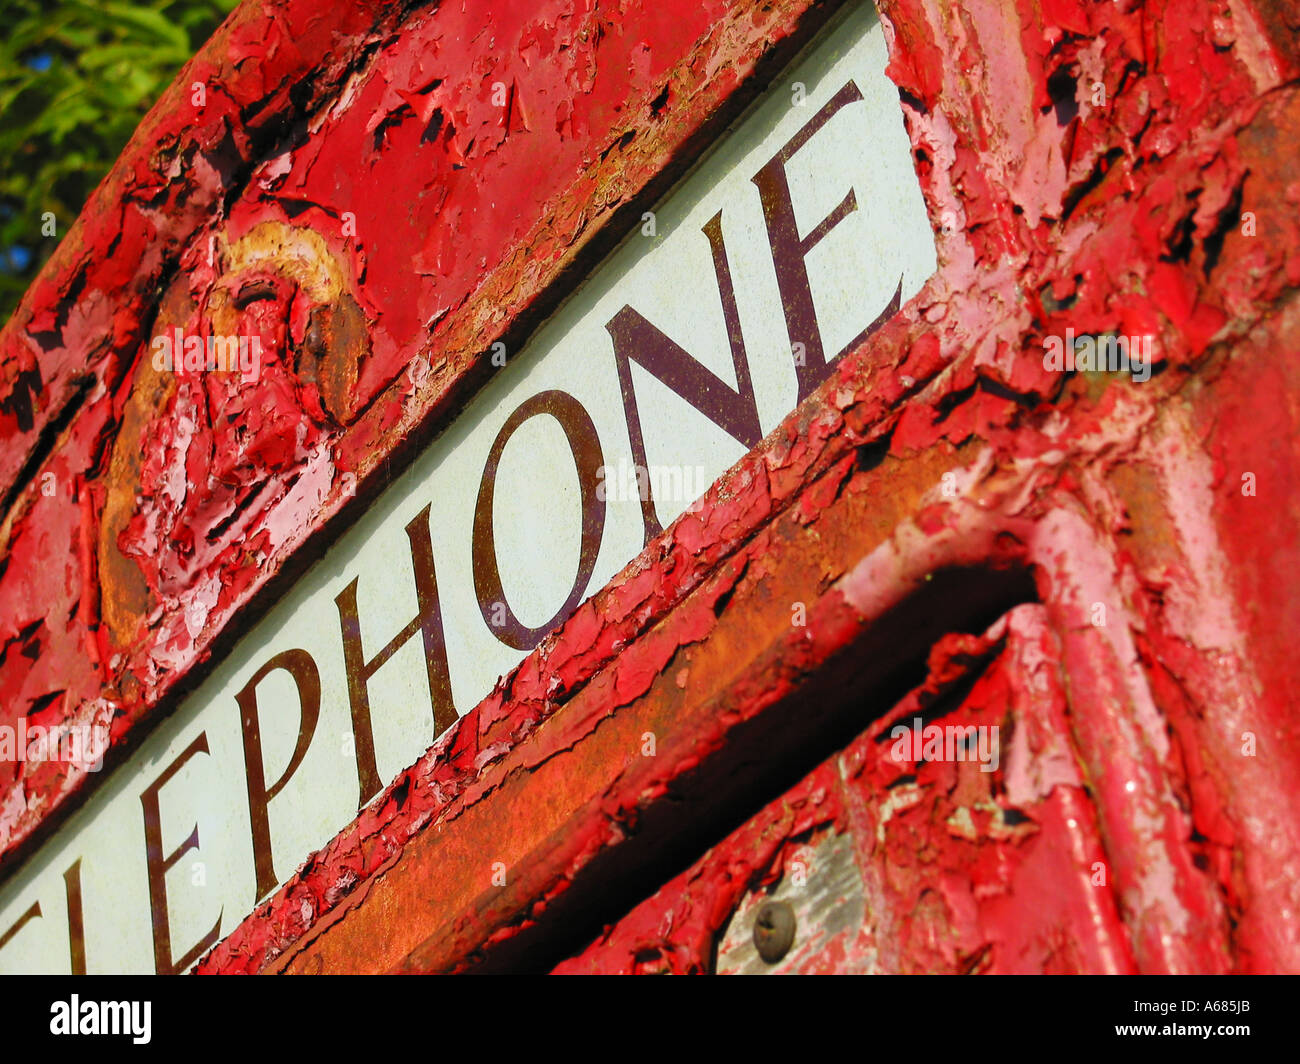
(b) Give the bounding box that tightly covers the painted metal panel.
[0,1,935,974]
[0,0,847,875]
[1,0,1298,977]
[557,606,1138,974]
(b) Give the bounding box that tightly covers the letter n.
[605,211,760,547]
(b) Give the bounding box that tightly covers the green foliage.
[0,0,238,324]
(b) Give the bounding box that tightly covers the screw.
[753,899,796,964]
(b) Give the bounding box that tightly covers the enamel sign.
[0,3,935,973]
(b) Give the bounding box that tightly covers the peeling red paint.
[555,608,1138,975]
[0,0,843,867]
[2,0,1299,974]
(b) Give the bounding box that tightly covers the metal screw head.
[753,900,796,964]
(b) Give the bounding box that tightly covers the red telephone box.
[0,0,1298,975]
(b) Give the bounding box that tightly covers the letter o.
[473,390,606,650]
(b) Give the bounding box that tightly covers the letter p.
[236,649,321,900]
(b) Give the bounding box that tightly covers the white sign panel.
[0,1,935,972]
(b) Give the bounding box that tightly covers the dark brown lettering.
[752,80,900,400]
[141,731,221,974]
[335,506,456,806]
[473,390,606,649]
[0,900,41,954]
[236,649,322,898]
[0,861,87,972]
[605,211,759,545]
[64,858,86,975]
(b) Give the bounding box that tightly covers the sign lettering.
[0,3,936,972]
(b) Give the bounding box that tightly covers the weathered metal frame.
[2,0,1299,973]
[0,0,851,870]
